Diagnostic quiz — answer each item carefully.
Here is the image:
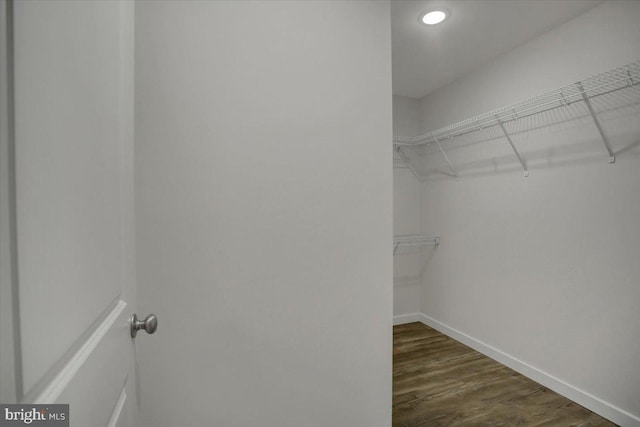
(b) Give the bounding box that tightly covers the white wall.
[135,2,392,427]
[415,1,640,425]
[392,96,423,318]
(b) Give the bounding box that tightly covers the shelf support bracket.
[577,82,615,163]
[394,144,420,180]
[496,117,529,177]
[433,136,458,179]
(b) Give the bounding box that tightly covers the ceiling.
[392,0,602,99]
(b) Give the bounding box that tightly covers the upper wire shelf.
[393,234,440,255]
[393,61,640,178]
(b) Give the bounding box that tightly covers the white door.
[1,2,141,426]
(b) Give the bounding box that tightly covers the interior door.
[1,2,141,426]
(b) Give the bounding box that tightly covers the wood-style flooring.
[393,322,617,427]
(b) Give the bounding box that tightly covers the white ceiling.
[392,0,602,99]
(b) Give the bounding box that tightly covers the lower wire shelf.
[393,234,440,255]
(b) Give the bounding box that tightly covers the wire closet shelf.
[393,234,440,255]
[393,60,640,178]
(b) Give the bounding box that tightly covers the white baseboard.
[393,312,422,325]
[413,313,639,427]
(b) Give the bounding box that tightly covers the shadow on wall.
[421,138,640,181]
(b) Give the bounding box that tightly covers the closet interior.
[391,1,640,426]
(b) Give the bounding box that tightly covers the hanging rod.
[393,234,440,255]
[394,61,640,148]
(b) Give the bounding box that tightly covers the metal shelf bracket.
[433,135,458,179]
[393,241,400,255]
[577,82,615,163]
[496,116,529,177]
[394,144,420,179]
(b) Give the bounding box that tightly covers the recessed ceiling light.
[421,9,448,25]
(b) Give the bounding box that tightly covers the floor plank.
[393,322,617,427]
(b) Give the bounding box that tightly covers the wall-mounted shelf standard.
[394,60,640,179]
[393,234,440,255]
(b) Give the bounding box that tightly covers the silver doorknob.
[130,313,158,338]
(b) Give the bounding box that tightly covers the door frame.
[1,3,138,414]
[0,0,21,405]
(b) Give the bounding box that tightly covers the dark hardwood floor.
[393,322,617,427]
